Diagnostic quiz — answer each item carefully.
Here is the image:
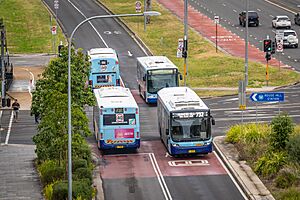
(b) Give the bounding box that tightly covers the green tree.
[270,113,294,151]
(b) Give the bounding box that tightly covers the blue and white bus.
[88,48,121,88]
[137,56,181,103]
[157,87,215,156]
[93,87,140,150]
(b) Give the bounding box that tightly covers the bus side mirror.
[179,74,183,80]
[166,129,169,135]
[212,118,215,125]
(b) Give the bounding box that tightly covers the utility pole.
[245,0,249,87]
[0,18,5,102]
[183,0,188,86]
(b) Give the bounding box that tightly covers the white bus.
[157,87,215,156]
[137,56,181,103]
[88,48,121,88]
[93,87,140,150]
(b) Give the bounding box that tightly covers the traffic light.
[271,41,276,54]
[58,44,64,57]
[265,52,272,61]
[263,39,272,52]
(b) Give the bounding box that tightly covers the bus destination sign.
[172,112,207,119]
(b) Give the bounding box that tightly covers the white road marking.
[168,160,209,167]
[257,9,261,12]
[213,151,248,200]
[233,10,237,13]
[5,111,14,145]
[264,0,297,15]
[149,153,172,200]
[67,0,108,47]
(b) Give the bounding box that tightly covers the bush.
[52,181,68,200]
[270,113,294,151]
[275,167,298,189]
[52,179,93,200]
[277,187,300,200]
[226,125,243,143]
[74,167,93,185]
[38,160,65,185]
[73,159,88,172]
[287,133,300,164]
[254,151,287,177]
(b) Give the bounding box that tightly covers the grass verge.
[0,0,65,53]
[99,0,300,91]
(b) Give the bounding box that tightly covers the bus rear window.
[103,114,136,126]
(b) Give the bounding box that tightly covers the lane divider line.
[149,153,172,200]
[67,0,109,47]
[5,111,14,145]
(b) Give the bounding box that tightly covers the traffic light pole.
[266,57,269,86]
[183,0,188,86]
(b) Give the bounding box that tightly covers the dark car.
[239,11,259,27]
[295,13,300,25]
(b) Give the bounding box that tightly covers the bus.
[157,87,215,156]
[93,87,140,150]
[88,48,121,88]
[137,56,181,103]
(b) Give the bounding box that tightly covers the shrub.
[73,159,88,172]
[52,181,68,200]
[73,179,93,200]
[287,133,300,164]
[270,113,294,151]
[275,167,298,189]
[254,151,287,177]
[277,187,300,200]
[38,160,65,185]
[225,124,243,143]
[74,167,93,185]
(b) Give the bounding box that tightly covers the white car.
[276,30,298,48]
[272,16,291,29]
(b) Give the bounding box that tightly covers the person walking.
[12,99,20,122]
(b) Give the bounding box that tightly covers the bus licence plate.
[116,146,124,149]
[188,150,196,153]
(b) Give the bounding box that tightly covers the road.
[188,0,300,71]
[43,0,247,199]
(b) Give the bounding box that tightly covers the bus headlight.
[172,143,179,147]
[204,142,211,146]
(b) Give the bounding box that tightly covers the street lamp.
[67,11,160,199]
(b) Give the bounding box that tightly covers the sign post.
[214,16,219,53]
[276,30,284,71]
[238,80,246,124]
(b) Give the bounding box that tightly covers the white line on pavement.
[67,0,108,47]
[5,111,14,145]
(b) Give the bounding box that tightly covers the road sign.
[177,38,183,58]
[250,92,284,102]
[214,16,219,24]
[51,26,57,35]
[135,1,142,12]
[275,30,284,40]
[54,0,59,9]
[276,40,283,52]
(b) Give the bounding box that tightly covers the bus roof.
[157,87,208,112]
[88,48,118,60]
[94,87,138,109]
[137,56,178,70]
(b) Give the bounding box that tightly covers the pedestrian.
[34,113,40,124]
[12,99,20,122]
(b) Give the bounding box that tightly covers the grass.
[0,0,65,53]
[99,0,300,90]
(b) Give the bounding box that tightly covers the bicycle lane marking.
[4,111,14,145]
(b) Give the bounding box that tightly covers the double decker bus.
[137,56,181,103]
[93,87,140,150]
[88,48,121,88]
[157,87,215,156]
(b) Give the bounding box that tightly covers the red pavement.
[156,0,292,69]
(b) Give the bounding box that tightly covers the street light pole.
[183,0,188,86]
[67,11,160,200]
[245,0,249,86]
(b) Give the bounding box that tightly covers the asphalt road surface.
[188,0,300,71]
[43,0,247,199]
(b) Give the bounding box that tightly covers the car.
[239,11,259,27]
[275,30,298,48]
[295,13,300,25]
[272,15,291,29]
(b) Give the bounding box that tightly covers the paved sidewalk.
[214,136,275,200]
[156,0,293,70]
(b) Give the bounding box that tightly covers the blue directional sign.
[250,92,284,102]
